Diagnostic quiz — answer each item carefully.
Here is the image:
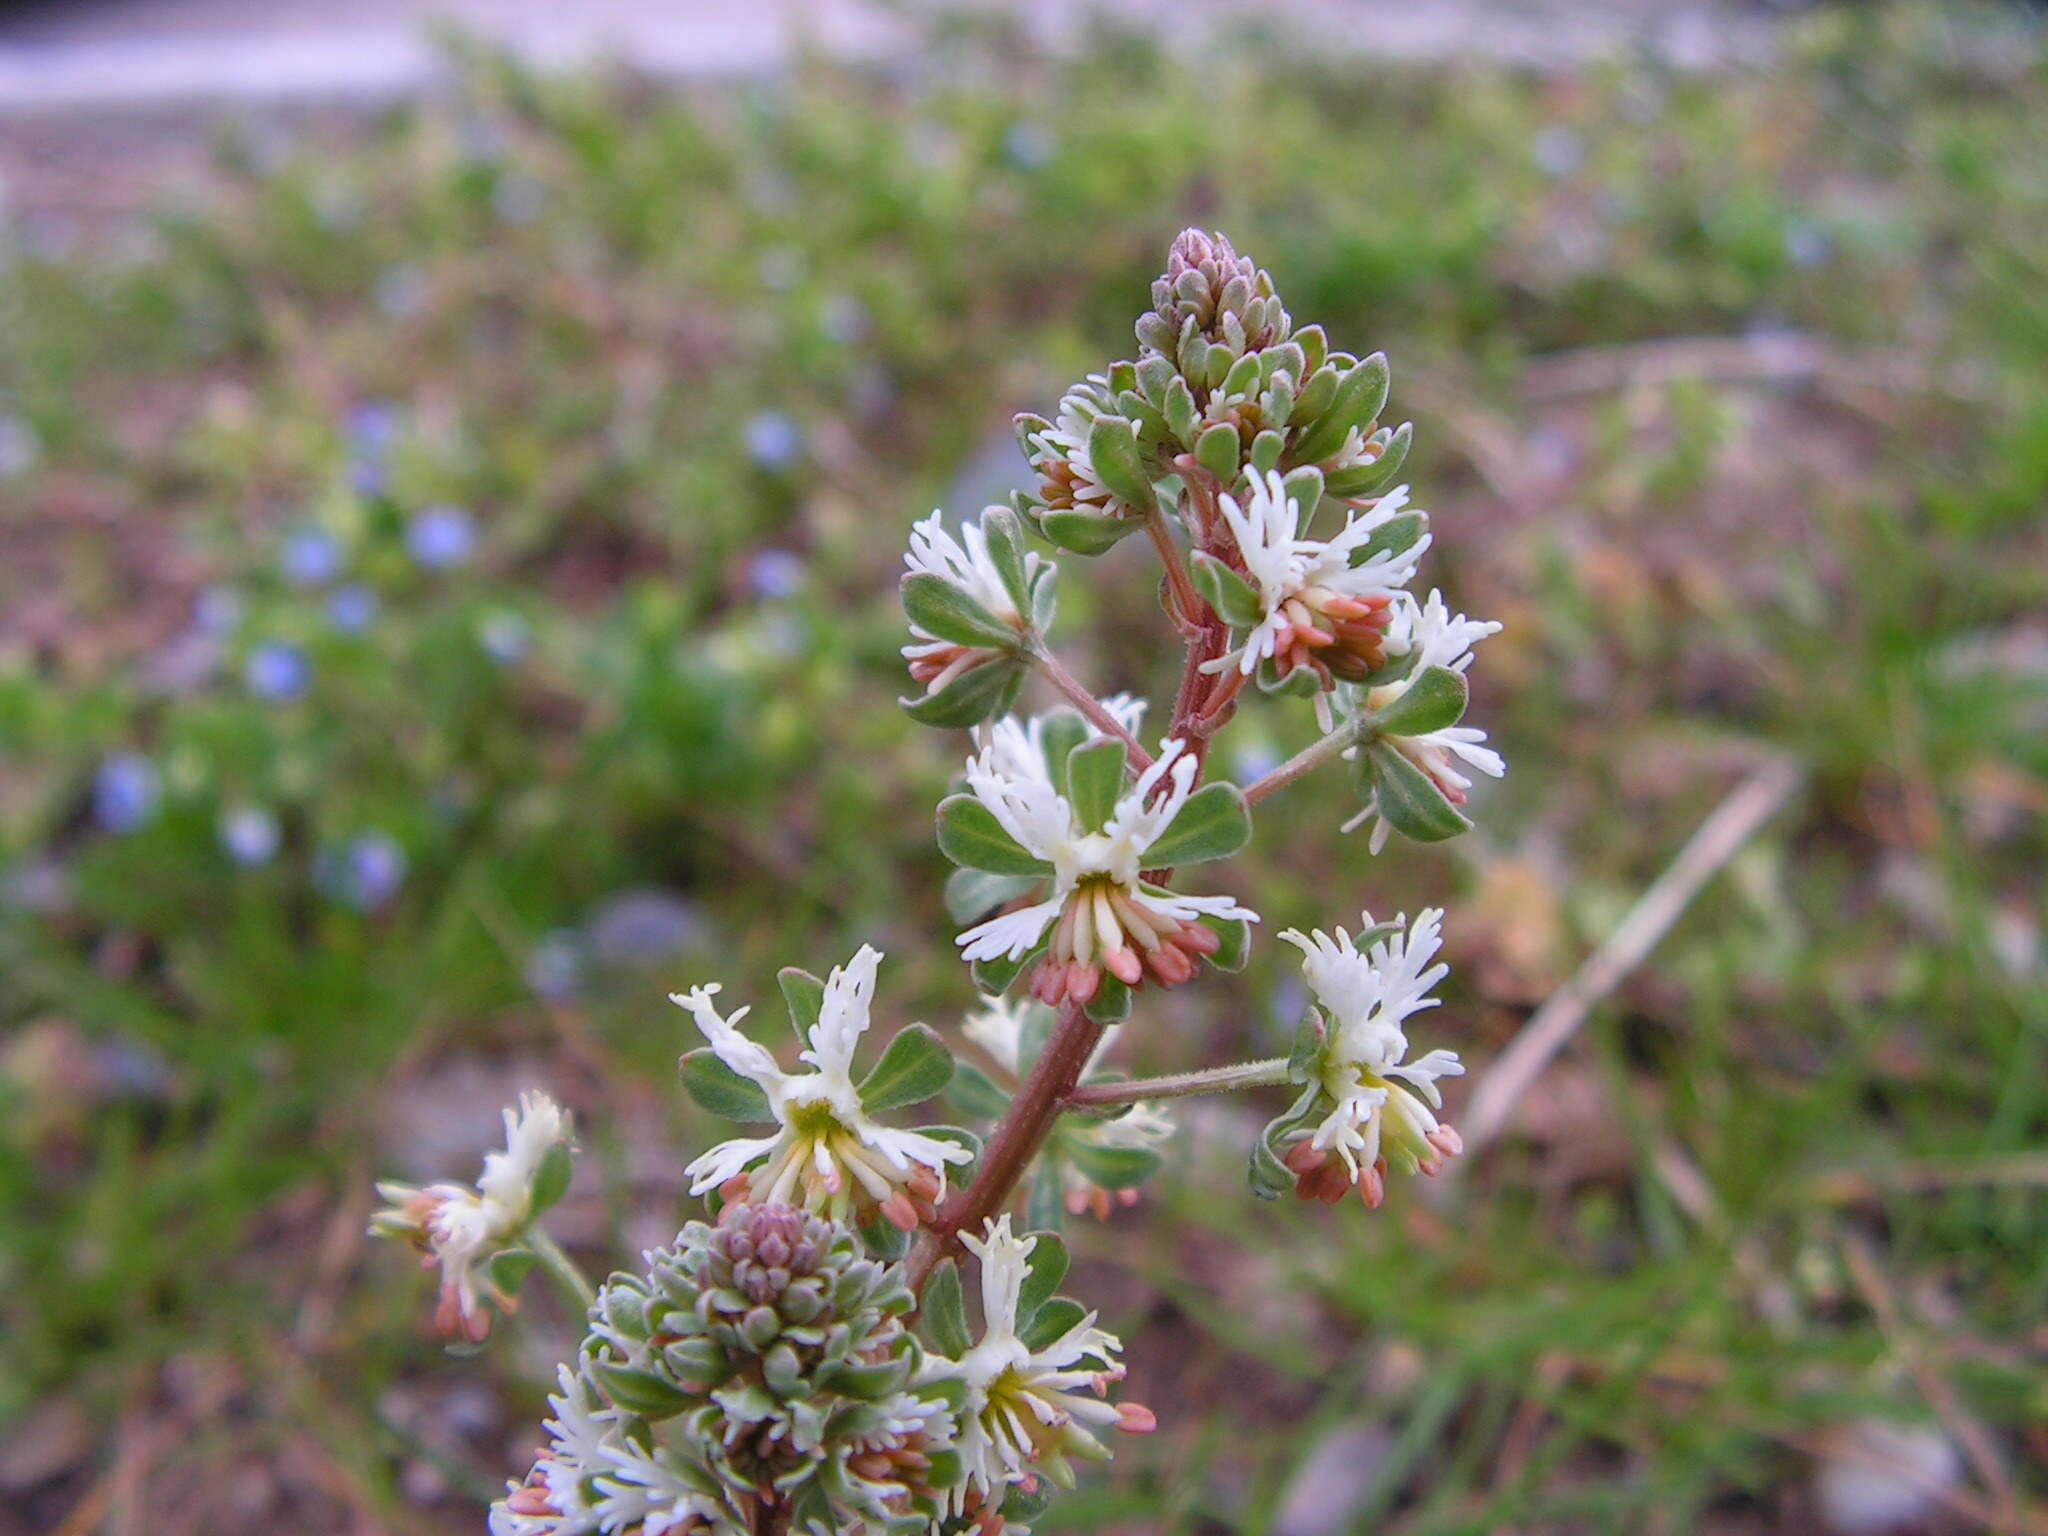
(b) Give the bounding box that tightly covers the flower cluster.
[375,229,1509,1536]
[371,1091,573,1339]
[1256,910,1466,1208]
[942,712,1254,1016]
[675,945,973,1230]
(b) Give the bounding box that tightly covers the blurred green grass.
[1,6,2045,1533]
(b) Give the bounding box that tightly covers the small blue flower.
[281,526,343,587]
[0,414,40,477]
[245,641,311,701]
[192,585,244,637]
[407,504,477,569]
[1784,221,1832,271]
[327,583,379,634]
[744,411,801,471]
[94,753,159,834]
[342,831,407,911]
[477,610,530,665]
[219,804,280,866]
[818,292,869,347]
[1003,120,1054,170]
[347,457,388,498]
[1532,125,1585,180]
[745,548,805,600]
[524,929,587,1002]
[1230,739,1282,786]
[346,400,402,459]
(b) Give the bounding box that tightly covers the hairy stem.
[905,998,1104,1293]
[1032,647,1155,772]
[526,1226,596,1314]
[1063,1056,1292,1109]
[1242,722,1361,807]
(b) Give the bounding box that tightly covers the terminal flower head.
[1277,909,1465,1208]
[674,944,971,1229]
[371,1091,573,1339]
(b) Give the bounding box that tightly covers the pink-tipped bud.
[1066,961,1101,1005]
[880,1191,921,1231]
[1427,1123,1464,1157]
[1104,945,1144,986]
[1176,921,1222,956]
[1117,1402,1159,1434]
[1358,1162,1387,1210]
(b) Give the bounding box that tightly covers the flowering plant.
[372,230,1503,1534]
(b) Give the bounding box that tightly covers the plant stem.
[905,997,1104,1293]
[1063,1056,1292,1109]
[1032,648,1155,772]
[1143,504,1204,637]
[1242,722,1360,807]
[526,1226,596,1314]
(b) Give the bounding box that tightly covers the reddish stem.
[904,998,1104,1291]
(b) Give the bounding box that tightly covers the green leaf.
[971,948,1030,995]
[1162,376,1199,447]
[1019,1296,1090,1352]
[950,1062,1012,1118]
[485,1246,538,1293]
[779,967,825,1032]
[921,1260,972,1357]
[1024,1157,1067,1235]
[1280,465,1325,526]
[1036,709,1090,791]
[937,794,1052,875]
[1248,428,1285,475]
[857,1023,955,1113]
[1291,362,1338,424]
[977,506,1036,619]
[1064,1138,1163,1191]
[528,1139,574,1215]
[1144,780,1251,867]
[901,655,1024,728]
[1083,973,1132,1024]
[1199,912,1250,972]
[1370,665,1468,737]
[1247,1122,1294,1201]
[1040,508,1141,556]
[1018,1228,1068,1321]
[1287,1010,1327,1083]
[1366,740,1473,842]
[593,1363,694,1419]
[1195,421,1240,482]
[944,867,1039,925]
[1065,736,1127,834]
[900,572,1017,649]
[1220,348,1262,400]
[1085,415,1158,514]
[1189,551,1264,630]
[1351,506,1427,566]
[858,1216,909,1262]
[1291,351,1390,464]
[1029,564,1058,635]
[680,1048,775,1122]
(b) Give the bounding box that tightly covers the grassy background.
[2,6,2045,1532]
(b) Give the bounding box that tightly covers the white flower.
[1341,589,1505,853]
[1207,469,1430,683]
[1278,909,1465,1207]
[490,1365,615,1536]
[1024,377,1118,514]
[949,1218,1149,1504]
[674,944,971,1228]
[372,1090,572,1340]
[955,724,1255,1006]
[901,510,1040,697]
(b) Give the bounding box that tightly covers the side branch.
[1063,1056,1291,1109]
[1032,648,1155,772]
[1242,723,1359,806]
